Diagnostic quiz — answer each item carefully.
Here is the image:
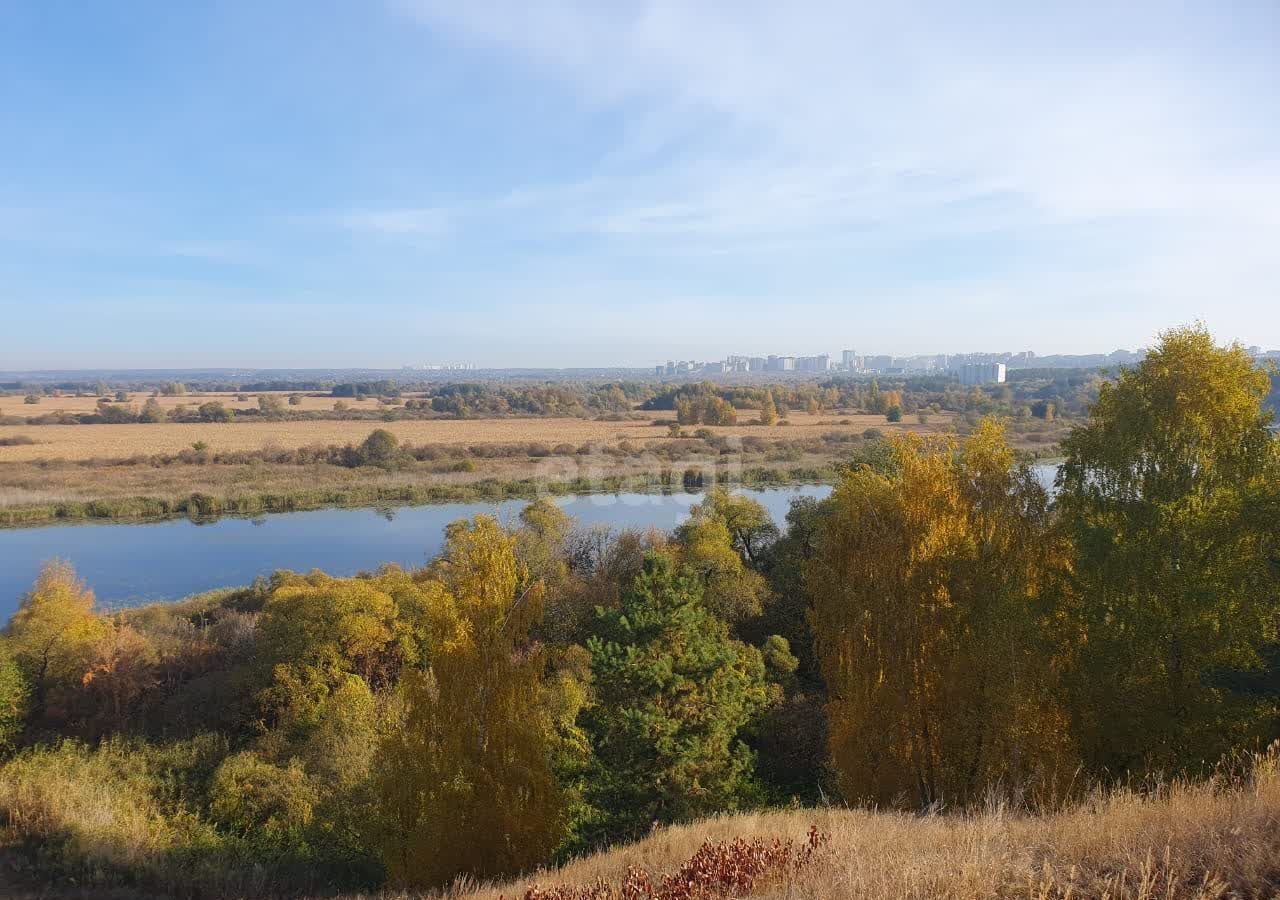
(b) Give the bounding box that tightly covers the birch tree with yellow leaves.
[808,421,1071,808]
[375,515,566,888]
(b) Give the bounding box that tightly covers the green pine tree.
[579,553,772,848]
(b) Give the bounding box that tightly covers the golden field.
[0,390,380,416]
[0,413,948,463]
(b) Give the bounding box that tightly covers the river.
[0,485,832,618]
[0,464,1060,619]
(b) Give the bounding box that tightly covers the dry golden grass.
[428,757,1280,900]
[0,413,949,463]
[0,390,380,416]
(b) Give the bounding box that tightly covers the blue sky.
[1,1,1277,368]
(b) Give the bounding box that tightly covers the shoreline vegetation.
[0,463,839,529]
[1,373,1093,529]
[0,416,1070,530]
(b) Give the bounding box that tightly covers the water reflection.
[0,485,830,616]
[0,463,1060,618]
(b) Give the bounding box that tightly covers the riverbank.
[0,417,1067,528]
[0,484,838,615]
[0,460,840,528]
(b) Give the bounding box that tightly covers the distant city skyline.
[2,2,1277,368]
[5,339,1280,379]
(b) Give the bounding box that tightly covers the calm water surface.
[0,464,1060,618]
[0,486,833,617]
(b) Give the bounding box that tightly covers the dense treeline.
[0,327,1277,895]
[643,370,1101,423]
[4,371,1106,427]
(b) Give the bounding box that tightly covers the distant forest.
[0,369,1122,426]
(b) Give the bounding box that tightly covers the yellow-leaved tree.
[375,515,565,887]
[6,560,105,724]
[808,421,1071,808]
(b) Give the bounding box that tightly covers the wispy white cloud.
[394,2,1279,246]
[380,0,1280,350]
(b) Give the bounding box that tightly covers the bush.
[0,739,230,890]
[209,752,316,854]
[358,429,401,467]
[98,403,137,424]
[198,402,234,423]
[139,398,166,423]
[259,394,286,417]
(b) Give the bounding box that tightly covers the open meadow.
[0,412,951,462]
[0,390,382,417]
[0,412,954,524]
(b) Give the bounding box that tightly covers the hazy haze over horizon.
[2,2,1277,368]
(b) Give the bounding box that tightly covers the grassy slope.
[443,761,1280,900]
[1,749,1275,898]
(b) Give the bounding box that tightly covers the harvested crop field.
[0,391,381,416]
[0,413,948,462]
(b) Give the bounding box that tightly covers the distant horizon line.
[6,349,1280,380]
[8,344,1280,378]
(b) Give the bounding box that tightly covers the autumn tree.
[5,561,105,723]
[77,622,157,738]
[674,508,771,627]
[759,390,778,425]
[772,390,788,419]
[375,516,565,887]
[690,488,780,566]
[255,570,435,732]
[1056,326,1280,776]
[514,499,581,642]
[138,397,166,423]
[198,400,234,422]
[258,393,286,417]
[579,554,771,847]
[676,393,737,426]
[808,423,1070,807]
